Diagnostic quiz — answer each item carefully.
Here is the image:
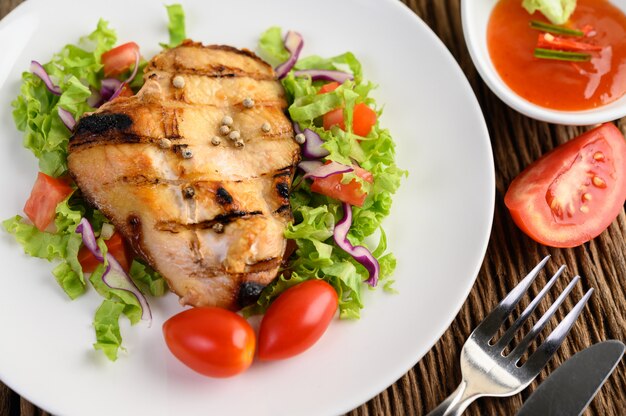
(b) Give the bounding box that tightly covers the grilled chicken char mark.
[67,40,300,310]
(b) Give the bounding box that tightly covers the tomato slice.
[163,307,255,378]
[311,165,374,207]
[78,232,131,273]
[323,103,377,137]
[258,280,338,361]
[23,172,73,232]
[101,42,140,77]
[504,123,626,247]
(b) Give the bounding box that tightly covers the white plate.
[0,1,494,415]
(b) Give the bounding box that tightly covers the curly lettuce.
[251,28,405,318]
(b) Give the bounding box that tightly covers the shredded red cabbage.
[298,160,324,173]
[303,161,353,179]
[334,203,380,287]
[293,69,354,83]
[30,60,62,95]
[57,107,76,131]
[302,128,330,159]
[76,218,152,324]
[275,31,304,79]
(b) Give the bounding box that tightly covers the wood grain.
[0,0,625,415]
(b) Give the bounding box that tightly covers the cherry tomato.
[311,165,374,207]
[23,172,73,232]
[78,232,131,273]
[163,307,255,378]
[258,280,338,361]
[504,123,626,247]
[101,42,140,77]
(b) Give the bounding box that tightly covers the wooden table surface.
[1,0,625,415]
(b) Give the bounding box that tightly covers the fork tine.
[494,265,566,351]
[508,275,580,361]
[523,288,594,373]
[474,256,550,337]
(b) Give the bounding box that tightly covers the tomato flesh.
[505,123,626,247]
[163,307,255,378]
[352,103,377,137]
[318,81,340,94]
[23,172,73,232]
[311,165,374,207]
[102,42,140,77]
[258,280,338,361]
[78,232,131,273]
[319,82,377,137]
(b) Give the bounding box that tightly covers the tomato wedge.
[78,232,131,273]
[504,123,626,247]
[101,42,140,77]
[311,165,374,207]
[23,172,73,232]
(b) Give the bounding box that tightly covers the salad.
[4,4,403,363]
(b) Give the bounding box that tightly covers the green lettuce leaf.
[129,259,168,297]
[93,298,125,361]
[257,26,290,67]
[161,4,186,48]
[12,20,117,177]
[522,0,577,25]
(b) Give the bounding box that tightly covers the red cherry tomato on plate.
[504,123,626,247]
[258,280,338,361]
[163,307,255,378]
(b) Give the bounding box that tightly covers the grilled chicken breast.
[68,41,300,310]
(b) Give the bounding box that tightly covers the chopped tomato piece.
[318,82,340,94]
[78,232,131,273]
[102,42,140,77]
[505,123,626,247]
[323,103,377,137]
[117,83,134,97]
[323,108,345,131]
[23,172,73,232]
[536,33,602,52]
[353,103,377,137]
[311,165,374,207]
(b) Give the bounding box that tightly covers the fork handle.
[426,380,479,416]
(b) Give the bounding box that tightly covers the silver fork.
[427,256,594,416]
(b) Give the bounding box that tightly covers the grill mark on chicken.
[215,187,233,205]
[237,281,266,308]
[74,113,133,136]
[155,210,263,232]
[150,65,274,80]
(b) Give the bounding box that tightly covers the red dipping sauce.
[488,0,626,111]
